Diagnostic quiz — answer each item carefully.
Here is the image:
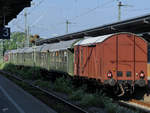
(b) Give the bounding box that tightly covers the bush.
[34,80,53,89]
[69,89,84,101]
[2,63,17,72]
[1,64,42,80]
[22,67,42,80]
[0,63,6,69]
[53,77,73,94]
[79,93,105,108]
[105,103,118,113]
[116,106,140,113]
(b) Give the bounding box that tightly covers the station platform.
[0,74,57,113]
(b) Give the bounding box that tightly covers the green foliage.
[79,93,105,108]
[69,89,84,101]
[2,63,18,73]
[3,32,44,53]
[4,32,25,51]
[69,85,88,101]
[53,77,73,94]
[105,103,118,113]
[34,80,53,89]
[0,62,7,69]
[17,67,42,80]
[116,106,140,113]
[1,63,42,80]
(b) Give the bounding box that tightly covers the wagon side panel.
[135,36,147,83]
[102,36,117,81]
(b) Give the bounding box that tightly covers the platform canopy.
[0,0,32,27]
[36,14,150,45]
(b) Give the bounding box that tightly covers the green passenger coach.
[8,39,79,76]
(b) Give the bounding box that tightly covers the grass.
[79,92,106,108]
[1,63,42,80]
[53,77,73,94]
[34,80,53,89]
[69,89,84,101]
[115,106,140,113]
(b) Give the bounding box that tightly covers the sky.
[8,0,150,39]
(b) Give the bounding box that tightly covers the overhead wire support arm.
[117,1,133,21]
[66,19,72,34]
[118,1,125,21]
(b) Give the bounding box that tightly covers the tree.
[3,32,26,50]
[3,32,43,52]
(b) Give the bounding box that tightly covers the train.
[4,32,150,96]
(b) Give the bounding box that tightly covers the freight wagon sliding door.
[117,34,135,81]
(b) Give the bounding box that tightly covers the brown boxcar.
[74,33,147,95]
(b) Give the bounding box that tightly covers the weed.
[105,103,118,113]
[69,89,84,101]
[79,93,105,108]
[53,77,73,94]
[34,80,53,89]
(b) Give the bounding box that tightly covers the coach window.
[117,71,123,77]
[60,51,63,62]
[49,53,51,62]
[54,52,56,62]
[58,51,60,62]
[64,51,67,62]
[61,51,64,62]
[126,71,131,77]
[51,52,54,62]
[61,51,63,62]
[56,51,58,62]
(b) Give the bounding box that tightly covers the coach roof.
[41,39,78,52]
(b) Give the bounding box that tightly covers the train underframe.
[104,79,146,97]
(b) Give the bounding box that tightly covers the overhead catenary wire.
[27,0,45,16]
[47,0,115,34]
[10,0,46,35]
[69,0,115,21]
[11,0,115,36]
[124,8,150,12]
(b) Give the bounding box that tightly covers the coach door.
[117,34,135,81]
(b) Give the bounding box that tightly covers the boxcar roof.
[75,33,147,46]
[75,34,112,46]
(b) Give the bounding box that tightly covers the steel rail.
[118,100,150,113]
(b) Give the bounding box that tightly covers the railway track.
[0,70,88,113]
[118,99,150,113]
